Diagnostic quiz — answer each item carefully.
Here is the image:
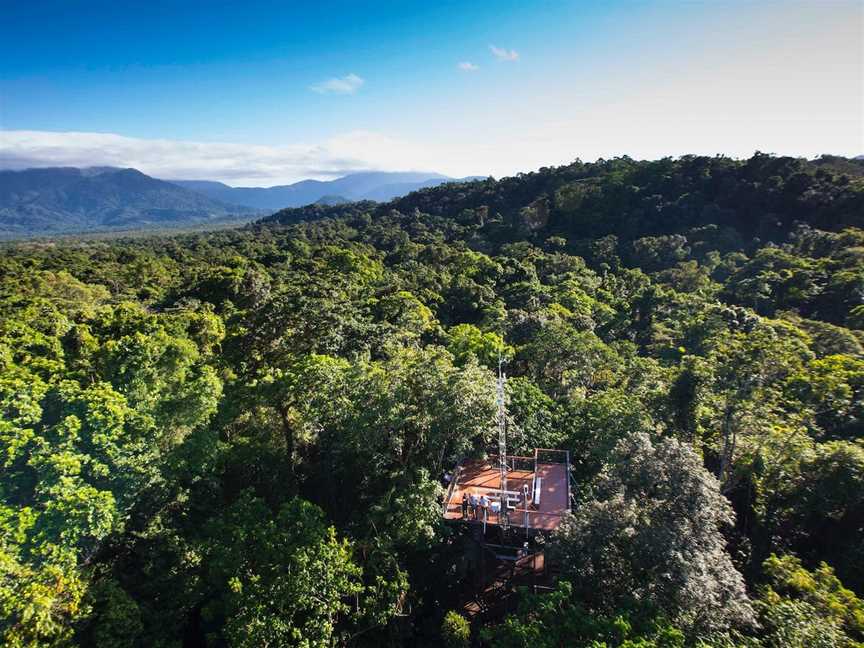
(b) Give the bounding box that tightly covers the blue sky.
[1,0,861,185]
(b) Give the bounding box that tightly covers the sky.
[0,0,862,186]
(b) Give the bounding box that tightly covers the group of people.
[460,491,491,520]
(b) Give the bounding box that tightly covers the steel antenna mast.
[497,351,508,528]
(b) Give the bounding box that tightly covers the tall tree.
[550,432,754,635]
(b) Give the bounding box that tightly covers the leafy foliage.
[482,581,687,648]
[0,153,862,646]
[756,554,864,647]
[441,610,470,648]
[550,433,754,634]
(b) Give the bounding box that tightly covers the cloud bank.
[489,45,519,61]
[310,73,364,95]
[0,130,454,186]
[457,61,479,71]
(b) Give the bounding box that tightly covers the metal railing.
[535,448,569,464]
[565,450,572,512]
[465,504,570,530]
[442,449,575,524]
[510,508,569,530]
[483,453,535,472]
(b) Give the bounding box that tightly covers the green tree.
[441,610,470,648]
[756,554,864,647]
[202,494,371,648]
[482,581,686,648]
[550,433,754,634]
[446,323,512,368]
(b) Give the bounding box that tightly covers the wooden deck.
[443,457,570,532]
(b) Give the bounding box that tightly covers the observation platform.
[442,449,571,532]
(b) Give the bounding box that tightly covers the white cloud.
[310,73,364,95]
[4,3,860,194]
[457,61,479,71]
[489,45,519,61]
[0,129,455,186]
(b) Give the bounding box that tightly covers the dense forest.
[1,153,863,647]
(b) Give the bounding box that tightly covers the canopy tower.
[442,449,571,534]
[442,356,572,537]
[442,356,574,615]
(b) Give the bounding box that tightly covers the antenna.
[497,350,508,528]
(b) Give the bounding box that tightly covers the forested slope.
[1,153,863,647]
[0,167,255,237]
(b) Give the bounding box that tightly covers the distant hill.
[313,195,351,206]
[0,166,487,238]
[260,154,864,238]
[170,171,484,209]
[812,154,864,178]
[0,167,256,237]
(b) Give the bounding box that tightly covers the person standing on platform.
[469,493,478,519]
[461,492,469,519]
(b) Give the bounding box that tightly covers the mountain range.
[0,167,482,237]
[0,167,253,237]
[168,171,483,210]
